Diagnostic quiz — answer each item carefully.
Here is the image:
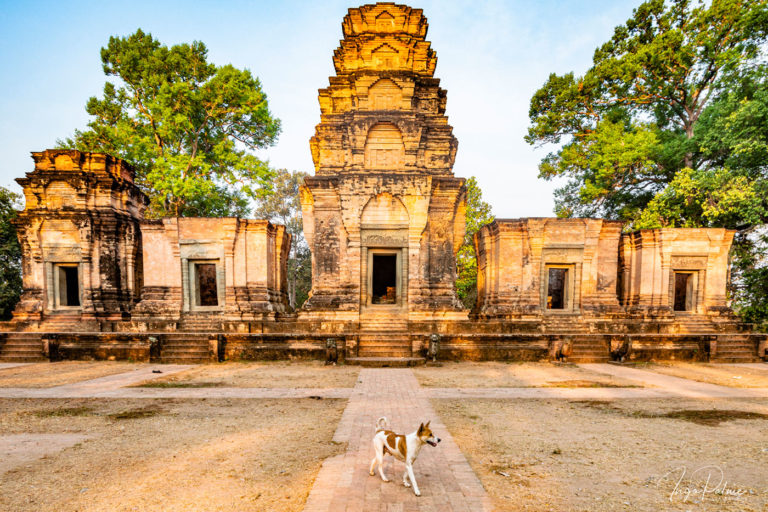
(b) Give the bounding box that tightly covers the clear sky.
[0,0,641,218]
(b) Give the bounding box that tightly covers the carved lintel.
[671,255,707,269]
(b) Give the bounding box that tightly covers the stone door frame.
[361,246,408,311]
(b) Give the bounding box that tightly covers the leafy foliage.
[254,169,311,308]
[456,177,494,309]
[527,0,768,326]
[730,229,768,330]
[527,0,768,219]
[60,29,281,218]
[0,187,22,320]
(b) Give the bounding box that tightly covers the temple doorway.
[371,254,397,305]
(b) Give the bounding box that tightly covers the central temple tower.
[300,3,466,327]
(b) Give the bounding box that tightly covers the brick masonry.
[303,368,493,512]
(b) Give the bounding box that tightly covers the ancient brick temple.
[0,3,765,364]
[300,3,467,356]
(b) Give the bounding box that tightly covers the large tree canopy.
[526,0,768,327]
[61,29,281,218]
[527,0,768,220]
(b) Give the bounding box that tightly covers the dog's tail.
[375,416,389,431]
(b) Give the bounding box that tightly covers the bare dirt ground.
[638,362,768,388]
[0,397,345,512]
[434,397,768,512]
[0,362,143,388]
[414,362,641,388]
[135,361,360,388]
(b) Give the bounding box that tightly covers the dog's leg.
[370,438,389,482]
[406,463,420,496]
[377,453,389,482]
[402,469,411,488]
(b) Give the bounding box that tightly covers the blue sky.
[0,0,641,217]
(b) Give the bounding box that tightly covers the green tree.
[526,0,768,326]
[60,29,281,218]
[0,187,22,320]
[527,0,768,219]
[456,177,494,309]
[254,169,311,308]
[730,229,768,330]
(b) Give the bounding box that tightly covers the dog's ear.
[425,420,430,428]
[417,422,424,434]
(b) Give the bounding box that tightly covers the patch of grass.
[634,409,768,426]
[544,380,637,388]
[136,381,224,388]
[571,401,768,426]
[31,406,94,418]
[107,406,164,420]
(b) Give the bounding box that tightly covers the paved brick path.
[583,363,768,398]
[303,368,493,512]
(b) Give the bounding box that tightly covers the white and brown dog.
[369,417,440,496]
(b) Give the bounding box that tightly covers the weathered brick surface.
[300,3,467,323]
[303,369,493,512]
[12,149,147,330]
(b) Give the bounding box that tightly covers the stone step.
[569,356,611,363]
[345,357,424,368]
[358,349,413,358]
[0,334,46,362]
[159,357,210,363]
[358,337,410,344]
[159,348,209,353]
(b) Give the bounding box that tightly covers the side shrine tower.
[300,3,467,336]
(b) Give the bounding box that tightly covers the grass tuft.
[136,381,224,388]
[31,407,94,418]
[107,406,164,420]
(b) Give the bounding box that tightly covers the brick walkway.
[303,368,493,512]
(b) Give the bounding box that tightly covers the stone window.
[371,254,397,304]
[673,272,695,312]
[54,264,81,308]
[364,123,405,168]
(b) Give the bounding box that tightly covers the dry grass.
[136,361,360,388]
[0,397,346,511]
[434,397,768,511]
[639,362,768,388]
[573,400,768,426]
[0,362,143,388]
[414,362,640,388]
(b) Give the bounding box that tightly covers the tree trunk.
[684,121,695,169]
[289,270,296,308]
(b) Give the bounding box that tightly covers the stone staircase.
[0,333,46,362]
[178,314,222,332]
[158,334,212,363]
[567,335,610,363]
[348,313,423,366]
[712,334,761,363]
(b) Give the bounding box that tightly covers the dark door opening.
[372,254,397,305]
[196,263,218,307]
[674,272,692,311]
[547,267,567,310]
[58,266,80,307]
